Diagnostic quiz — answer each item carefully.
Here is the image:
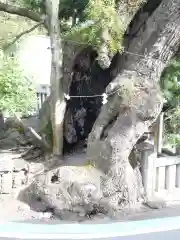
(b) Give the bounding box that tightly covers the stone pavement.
[0,151,28,194]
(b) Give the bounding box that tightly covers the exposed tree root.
[4,114,50,151]
[21,145,44,161]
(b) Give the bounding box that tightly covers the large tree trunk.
[23,0,180,218]
[46,0,66,157]
[87,0,180,209]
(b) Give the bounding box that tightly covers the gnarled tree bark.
[87,0,180,209]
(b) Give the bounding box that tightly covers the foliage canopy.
[160,57,180,147]
[21,0,144,59]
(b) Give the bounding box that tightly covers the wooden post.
[165,165,176,190]
[46,0,66,157]
[141,150,154,198]
[155,166,165,192]
[154,112,164,156]
[176,164,180,188]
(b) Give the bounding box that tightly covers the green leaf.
[0,55,36,116]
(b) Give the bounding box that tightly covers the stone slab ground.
[0,148,180,223]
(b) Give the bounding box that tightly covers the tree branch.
[0,1,42,22]
[4,20,45,50]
